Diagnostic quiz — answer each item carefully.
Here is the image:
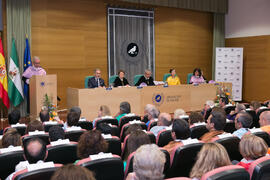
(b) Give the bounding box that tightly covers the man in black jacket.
[135,69,155,86]
[88,68,105,88]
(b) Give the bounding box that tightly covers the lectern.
[29,75,57,118]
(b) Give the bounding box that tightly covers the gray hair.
[145,69,151,73]
[94,68,101,73]
[145,104,159,119]
[133,144,165,180]
[237,112,253,128]
[120,102,131,114]
[33,56,40,62]
[236,103,246,112]
[174,109,186,119]
[70,106,81,117]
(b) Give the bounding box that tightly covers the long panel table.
[67,83,231,121]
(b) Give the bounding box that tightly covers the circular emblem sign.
[152,93,164,106]
[127,43,139,57]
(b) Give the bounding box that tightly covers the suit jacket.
[135,76,155,86]
[113,77,129,87]
[88,76,105,88]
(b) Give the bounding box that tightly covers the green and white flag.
[8,39,23,106]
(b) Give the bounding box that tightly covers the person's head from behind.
[189,112,204,125]
[51,164,96,180]
[39,109,50,123]
[239,134,268,161]
[25,120,44,134]
[94,68,101,78]
[120,101,131,114]
[118,69,125,79]
[70,106,81,118]
[250,101,261,112]
[193,68,202,77]
[259,111,270,127]
[158,113,172,126]
[235,103,246,113]
[133,144,165,180]
[96,123,112,135]
[77,130,108,159]
[67,112,80,127]
[98,105,111,117]
[219,97,229,107]
[206,107,226,131]
[127,130,151,159]
[172,119,190,140]
[33,56,41,68]
[145,104,159,121]
[190,142,231,179]
[235,112,253,130]
[2,128,21,148]
[23,137,47,163]
[204,100,215,110]
[49,126,65,142]
[169,68,176,77]
[8,109,21,125]
[174,109,186,119]
[144,69,152,79]
[125,124,143,137]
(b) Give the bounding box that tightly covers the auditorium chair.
[64,130,85,142]
[214,134,242,161]
[201,165,250,180]
[141,114,148,123]
[224,121,237,133]
[94,117,118,128]
[204,108,212,121]
[148,120,157,131]
[248,156,270,180]
[22,133,50,146]
[163,73,171,82]
[247,110,260,128]
[46,142,78,164]
[84,76,94,88]
[12,163,62,180]
[43,123,63,132]
[251,130,270,146]
[77,154,124,180]
[119,115,141,130]
[133,74,143,85]
[224,105,236,115]
[165,178,191,180]
[257,108,270,119]
[147,131,156,144]
[124,148,170,179]
[78,121,93,130]
[103,135,121,156]
[190,124,209,139]
[120,122,147,142]
[167,141,203,178]
[109,75,118,85]
[156,129,173,147]
[4,125,26,136]
[0,148,24,179]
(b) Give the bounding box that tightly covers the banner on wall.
[215,47,243,101]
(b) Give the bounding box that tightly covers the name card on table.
[90,153,113,160]
[27,162,54,172]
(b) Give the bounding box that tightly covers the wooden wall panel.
[31,0,213,109]
[226,35,270,102]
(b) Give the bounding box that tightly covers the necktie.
[97,78,100,87]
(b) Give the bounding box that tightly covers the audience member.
[259,111,270,134]
[237,134,268,170]
[49,126,65,142]
[190,143,231,180]
[113,69,130,87]
[166,68,180,85]
[174,108,186,119]
[88,68,105,88]
[233,112,253,139]
[250,101,261,113]
[115,101,131,122]
[39,109,50,122]
[65,111,81,131]
[200,107,226,142]
[144,104,159,127]
[126,144,165,180]
[70,106,82,118]
[93,105,111,127]
[8,109,21,125]
[135,69,155,86]
[150,113,172,137]
[51,164,96,180]
[25,120,44,134]
[124,124,143,138]
[76,130,108,161]
[163,119,191,155]
[227,103,246,121]
[189,68,205,84]
[1,128,21,148]
[201,100,214,120]
[219,97,229,108]
[189,112,204,126]
[96,123,112,135]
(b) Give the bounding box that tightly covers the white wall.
[225,0,270,38]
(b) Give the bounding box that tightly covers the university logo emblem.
[127,43,139,57]
[152,93,164,106]
[0,64,6,80]
[41,82,45,86]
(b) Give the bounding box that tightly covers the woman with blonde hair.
[237,134,268,170]
[190,143,231,180]
[93,105,111,127]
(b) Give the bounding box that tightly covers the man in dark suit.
[88,68,105,88]
[135,69,155,86]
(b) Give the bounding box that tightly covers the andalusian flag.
[8,39,23,107]
[0,38,9,108]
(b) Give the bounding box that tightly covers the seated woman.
[1,128,22,148]
[25,120,44,134]
[237,134,268,170]
[113,70,129,87]
[166,68,180,85]
[190,142,231,180]
[93,105,111,127]
[190,68,205,84]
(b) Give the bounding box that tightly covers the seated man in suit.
[135,69,155,86]
[88,68,105,88]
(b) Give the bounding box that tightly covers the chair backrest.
[168,142,203,178]
[247,110,260,128]
[95,118,118,128]
[224,121,237,133]
[252,131,270,146]
[156,129,173,147]
[147,131,156,144]
[201,165,250,180]
[13,164,62,180]
[78,121,93,130]
[46,142,78,164]
[163,73,171,82]
[44,123,63,132]
[148,120,157,131]
[120,122,147,142]
[190,125,209,139]
[5,126,27,136]
[77,155,124,180]
[134,74,143,85]
[224,105,236,115]
[22,134,50,146]
[215,136,242,161]
[257,108,270,119]
[0,150,24,179]
[248,156,270,180]
[64,130,85,142]
[119,115,141,131]
[165,178,191,180]
[109,75,118,85]
[104,136,121,156]
[84,76,94,88]
[187,73,193,84]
